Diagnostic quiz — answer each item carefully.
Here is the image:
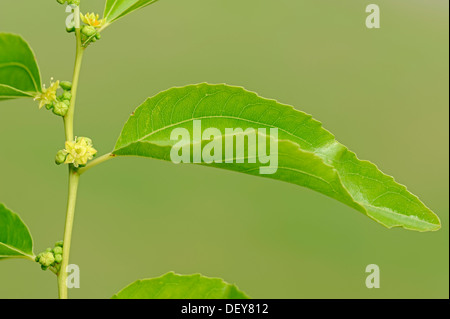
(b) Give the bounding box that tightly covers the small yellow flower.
[80,13,106,28]
[34,80,59,109]
[63,137,97,168]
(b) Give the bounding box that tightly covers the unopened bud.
[53,101,69,117]
[53,246,63,255]
[54,254,63,264]
[62,91,72,100]
[55,150,67,165]
[45,102,54,110]
[81,25,96,37]
[68,0,80,6]
[39,252,55,267]
[60,81,72,90]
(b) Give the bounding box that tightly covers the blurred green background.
[0,0,448,299]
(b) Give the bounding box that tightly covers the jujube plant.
[0,0,441,299]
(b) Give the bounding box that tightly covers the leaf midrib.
[0,84,35,97]
[0,62,39,92]
[0,242,33,259]
[116,114,319,152]
[364,203,440,229]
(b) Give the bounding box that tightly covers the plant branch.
[78,152,116,175]
[58,5,83,299]
[58,168,80,299]
[64,5,84,142]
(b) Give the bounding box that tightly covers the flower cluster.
[56,137,98,168]
[34,79,73,117]
[76,13,105,46]
[64,10,105,47]
[35,241,64,271]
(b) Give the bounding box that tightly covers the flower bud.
[55,240,64,247]
[41,265,48,271]
[53,101,69,117]
[39,252,55,267]
[56,0,66,4]
[81,25,96,37]
[62,91,72,100]
[53,246,63,255]
[54,254,63,264]
[66,26,75,33]
[55,150,68,165]
[95,33,102,40]
[60,81,72,90]
[62,99,71,106]
[45,102,54,110]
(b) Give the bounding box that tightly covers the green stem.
[58,5,83,299]
[64,7,84,142]
[58,168,80,299]
[78,153,116,175]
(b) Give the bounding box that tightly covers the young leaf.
[103,0,159,25]
[112,272,249,299]
[112,84,440,232]
[0,203,34,260]
[0,33,41,101]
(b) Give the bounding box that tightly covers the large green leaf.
[112,272,249,299]
[112,83,440,232]
[0,203,34,260]
[103,0,159,25]
[0,33,41,101]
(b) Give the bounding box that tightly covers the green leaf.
[103,0,159,25]
[113,83,441,232]
[0,203,34,260]
[112,272,250,299]
[0,33,41,101]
